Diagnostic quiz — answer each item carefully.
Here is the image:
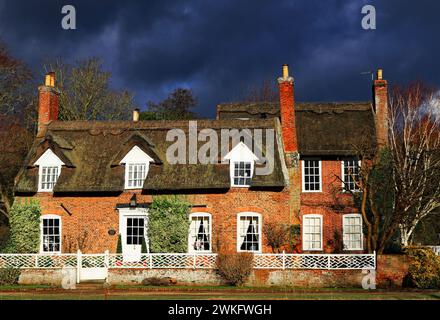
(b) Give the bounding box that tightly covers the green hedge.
[148,196,190,253]
[1,199,41,253]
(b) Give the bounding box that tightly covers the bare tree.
[239,79,279,103]
[388,83,440,246]
[0,116,32,219]
[144,88,197,120]
[44,58,136,121]
[0,42,33,116]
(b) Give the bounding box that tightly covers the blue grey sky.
[0,0,438,117]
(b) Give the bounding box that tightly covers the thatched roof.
[217,101,376,156]
[15,119,287,194]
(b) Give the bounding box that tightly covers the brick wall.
[300,158,361,253]
[16,187,294,254]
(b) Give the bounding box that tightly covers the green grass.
[0,285,439,300]
[0,284,57,290]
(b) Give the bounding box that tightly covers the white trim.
[188,212,212,253]
[343,213,364,251]
[301,158,322,193]
[302,214,323,251]
[341,159,362,192]
[117,208,149,261]
[224,142,259,188]
[236,212,262,253]
[34,149,64,193]
[230,161,254,188]
[120,146,154,190]
[40,214,62,254]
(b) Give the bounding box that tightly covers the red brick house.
[14,65,387,259]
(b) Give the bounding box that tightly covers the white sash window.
[237,213,261,252]
[188,213,211,253]
[343,214,363,250]
[303,214,323,251]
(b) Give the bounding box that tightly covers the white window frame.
[343,214,363,251]
[34,149,64,192]
[125,163,148,189]
[40,214,62,254]
[302,214,323,251]
[341,159,362,192]
[120,146,154,190]
[231,161,253,187]
[223,141,259,188]
[236,212,262,253]
[188,213,212,253]
[301,158,322,193]
[117,208,149,257]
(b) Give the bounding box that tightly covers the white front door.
[118,208,148,262]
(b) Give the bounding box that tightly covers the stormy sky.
[0,0,439,117]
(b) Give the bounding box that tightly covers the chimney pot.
[133,109,140,122]
[377,69,383,80]
[282,64,289,78]
[45,72,55,87]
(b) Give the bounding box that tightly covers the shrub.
[116,234,122,254]
[0,268,21,286]
[403,247,440,289]
[148,196,190,253]
[1,199,41,253]
[216,252,254,286]
[141,277,177,286]
[263,222,289,253]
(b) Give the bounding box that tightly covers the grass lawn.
[0,285,439,300]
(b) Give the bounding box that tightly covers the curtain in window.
[239,217,251,250]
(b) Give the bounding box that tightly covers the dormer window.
[223,141,259,188]
[34,149,64,192]
[120,146,154,190]
[233,161,252,186]
[127,163,147,188]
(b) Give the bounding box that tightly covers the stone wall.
[18,255,409,288]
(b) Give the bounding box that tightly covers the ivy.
[0,199,41,253]
[148,196,191,253]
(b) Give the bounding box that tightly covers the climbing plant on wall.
[1,199,41,253]
[148,196,191,253]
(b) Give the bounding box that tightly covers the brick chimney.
[373,68,389,148]
[38,72,59,134]
[278,64,298,153]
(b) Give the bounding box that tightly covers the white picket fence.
[0,252,376,270]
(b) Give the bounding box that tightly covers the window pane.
[232,162,253,186]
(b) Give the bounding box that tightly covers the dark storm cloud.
[0,0,439,117]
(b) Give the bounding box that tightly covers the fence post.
[35,254,38,268]
[327,255,331,270]
[104,250,109,268]
[76,250,81,284]
[193,254,196,269]
[149,254,152,269]
[282,251,286,270]
[373,250,376,270]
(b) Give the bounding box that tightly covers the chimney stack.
[38,72,59,135]
[133,109,140,122]
[373,68,389,148]
[278,64,298,154]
